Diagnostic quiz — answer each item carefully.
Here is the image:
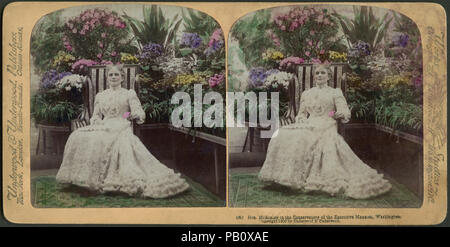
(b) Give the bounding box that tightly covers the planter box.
[169,126,227,200]
[35,123,71,155]
[136,123,173,164]
[343,123,423,198]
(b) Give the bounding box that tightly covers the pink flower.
[111,51,117,57]
[320,50,325,54]
[101,32,106,38]
[114,19,122,28]
[98,41,103,48]
[324,18,330,25]
[208,74,225,88]
[281,25,286,31]
[279,57,305,70]
[317,14,324,23]
[119,23,126,29]
[106,17,114,26]
[80,30,86,35]
[328,111,335,117]
[123,112,131,119]
[310,30,315,36]
[97,53,102,59]
[308,40,313,46]
[305,51,311,57]
[311,58,322,64]
[72,28,77,33]
[66,45,73,52]
[289,21,299,31]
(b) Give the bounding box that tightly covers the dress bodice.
[296,86,351,124]
[90,88,145,125]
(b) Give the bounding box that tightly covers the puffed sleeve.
[90,93,103,125]
[334,88,351,123]
[295,90,309,123]
[128,89,145,124]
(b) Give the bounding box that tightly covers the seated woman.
[56,64,190,198]
[258,64,391,199]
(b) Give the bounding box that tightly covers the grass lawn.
[32,175,225,208]
[229,173,422,208]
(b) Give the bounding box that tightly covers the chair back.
[281,63,348,126]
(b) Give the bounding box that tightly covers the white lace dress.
[56,88,190,198]
[258,86,392,199]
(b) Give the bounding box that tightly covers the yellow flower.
[379,73,412,89]
[271,51,284,60]
[121,53,138,64]
[329,51,347,62]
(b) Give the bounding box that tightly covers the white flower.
[264,71,293,89]
[56,74,86,91]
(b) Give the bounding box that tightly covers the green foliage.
[375,100,422,133]
[346,88,375,121]
[334,6,392,51]
[123,5,182,49]
[182,8,220,43]
[31,92,82,124]
[31,11,65,74]
[231,10,274,68]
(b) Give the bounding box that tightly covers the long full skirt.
[56,119,189,198]
[258,123,391,199]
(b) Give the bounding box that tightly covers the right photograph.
[227,5,423,208]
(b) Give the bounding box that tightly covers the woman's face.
[107,67,123,88]
[314,67,329,86]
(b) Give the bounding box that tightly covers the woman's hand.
[129,112,144,124]
[333,112,345,120]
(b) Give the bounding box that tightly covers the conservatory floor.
[229,167,422,208]
[31,169,224,208]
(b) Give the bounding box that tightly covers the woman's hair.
[105,64,125,78]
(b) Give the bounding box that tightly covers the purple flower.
[348,40,371,58]
[138,43,163,60]
[40,70,73,89]
[394,33,409,48]
[249,67,268,88]
[414,75,423,89]
[180,32,202,49]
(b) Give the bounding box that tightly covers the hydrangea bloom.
[249,67,268,88]
[139,43,163,60]
[40,70,73,89]
[348,40,371,57]
[180,32,202,49]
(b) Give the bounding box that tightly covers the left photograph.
[30,4,226,207]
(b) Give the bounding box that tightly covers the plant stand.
[36,124,71,155]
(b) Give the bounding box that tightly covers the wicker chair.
[242,63,349,152]
[71,64,141,135]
